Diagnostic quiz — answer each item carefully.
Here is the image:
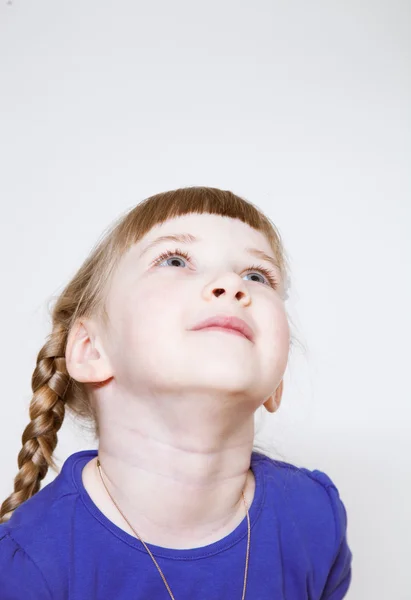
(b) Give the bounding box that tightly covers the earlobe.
[65,320,113,384]
[263,380,284,413]
[263,396,276,413]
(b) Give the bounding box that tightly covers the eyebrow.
[139,233,281,272]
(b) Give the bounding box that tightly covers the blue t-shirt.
[0,449,352,599]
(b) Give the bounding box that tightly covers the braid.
[0,325,70,523]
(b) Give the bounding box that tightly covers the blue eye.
[151,248,279,289]
[244,272,267,285]
[153,248,191,268]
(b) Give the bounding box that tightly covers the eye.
[150,248,279,290]
[243,264,279,289]
[151,248,192,269]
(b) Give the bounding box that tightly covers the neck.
[83,391,257,549]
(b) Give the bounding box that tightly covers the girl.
[0,186,352,599]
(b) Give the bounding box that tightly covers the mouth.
[195,326,249,339]
[189,315,254,342]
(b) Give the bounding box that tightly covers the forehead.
[137,213,272,251]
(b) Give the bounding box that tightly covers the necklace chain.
[96,457,251,600]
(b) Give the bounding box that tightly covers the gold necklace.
[96,458,251,600]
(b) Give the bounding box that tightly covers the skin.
[65,213,290,549]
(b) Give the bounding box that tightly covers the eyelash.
[150,247,279,289]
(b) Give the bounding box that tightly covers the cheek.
[121,279,184,345]
[260,307,291,374]
[140,277,184,314]
[106,284,185,384]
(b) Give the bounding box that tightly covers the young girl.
[0,186,352,599]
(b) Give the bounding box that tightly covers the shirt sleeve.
[0,531,52,600]
[319,484,353,599]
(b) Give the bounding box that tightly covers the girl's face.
[101,213,290,411]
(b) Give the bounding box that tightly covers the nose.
[203,272,251,305]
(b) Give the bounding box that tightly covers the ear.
[65,319,114,384]
[263,379,284,413]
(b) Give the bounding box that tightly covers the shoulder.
[254,451,352,597]
[1,449,94,538]
[0,477,76,597]
[1,462,79,539]
[256,451,349,539]
[254,449,341,489]
[0,450,94,597]
[254,450,346,512]
[0,527,53,599]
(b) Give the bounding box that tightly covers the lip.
[189,314,254,342]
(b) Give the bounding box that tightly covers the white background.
[0,1,410,598]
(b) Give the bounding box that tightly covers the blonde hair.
[0,186,295,523]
